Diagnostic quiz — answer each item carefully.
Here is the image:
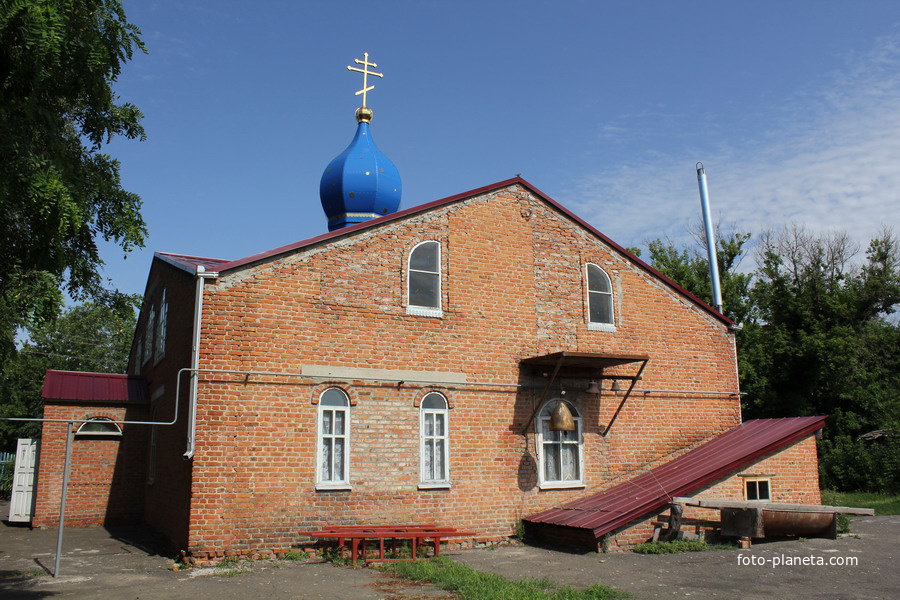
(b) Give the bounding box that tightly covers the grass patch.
[821,490,900,515]
[381,556,628,600]
[213,556,251,577]
[281,550,308,561]
[1,568,49,578]
[632,539,733,554]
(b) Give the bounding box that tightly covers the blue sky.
[101,0,900,296]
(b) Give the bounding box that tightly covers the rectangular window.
[745,478,771,501]
[143,308,156,364]
[421,413,449,485]
[154,290,167,363]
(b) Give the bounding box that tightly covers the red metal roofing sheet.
[525,416,827,539]
[155,252,232,273]
[42,370,149,404]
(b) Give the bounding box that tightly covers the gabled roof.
[524,416,827,540]
[154,177,733,325]
[42,370,149,404]
[155,252,232,273]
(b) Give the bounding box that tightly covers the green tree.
[645,226,753,324]
[740,227,900,492]
[0,0,147,349]
[0,296,139,450]
[646,224,900,492]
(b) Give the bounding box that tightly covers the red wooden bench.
[299,524,476,563]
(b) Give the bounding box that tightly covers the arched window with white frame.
[536,400,584,489]
[586,263,615,331]
[420,392,450,487]
[316,388,350,488]
[76,417,123,437]
[407,240,442,317]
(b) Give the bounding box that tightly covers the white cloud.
[567,30,900,260]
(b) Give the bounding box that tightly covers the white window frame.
[315,388,351,490]
[586,263,616,331]
[744,477,771,501]
[75,417,123,437]
[154,289,167,364]
[419,392,450,489]
[407,240,443,317]
[143,307,156,364]
[536,399,585,490]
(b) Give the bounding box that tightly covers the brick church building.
[32,77,825,560]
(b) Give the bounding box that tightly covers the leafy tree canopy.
[0,296,139,450]
[644,224,753,324]
[646,224,900,492]
[0,0,147,349]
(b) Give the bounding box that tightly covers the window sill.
[315,483,352,491]
[588,322,616,332]
[538,482,586,491]
[407,306,443,318]
[418,482,451,490]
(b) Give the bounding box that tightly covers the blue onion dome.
[320,107,402,231]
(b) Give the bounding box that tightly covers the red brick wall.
[134,259,198,550]
[33,403,148,527]
[183,185,744,557]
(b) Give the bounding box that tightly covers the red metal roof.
[155,252,232,273]
[153,177,732,326]
[525,416,827,540]
[42,370,149,404]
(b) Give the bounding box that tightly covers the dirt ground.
[1,499,897,599]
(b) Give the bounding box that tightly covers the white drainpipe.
[184,265,218,459]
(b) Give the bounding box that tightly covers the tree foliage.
[645,225,900,492]
[0,296,139,450]
[645,225,753,324]
[0,0,147,346]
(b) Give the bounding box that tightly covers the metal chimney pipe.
[696,163,723,313]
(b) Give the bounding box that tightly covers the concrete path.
[2,496,897,599]
[451,515,900,599]
[0,501,452,600]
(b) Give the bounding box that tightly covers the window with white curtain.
[536,400,584,489]
[420,392,449,487]
[316,388,350,488]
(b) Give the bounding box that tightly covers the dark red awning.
[42,370,149,404]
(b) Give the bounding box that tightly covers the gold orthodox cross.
[347,52,383,108]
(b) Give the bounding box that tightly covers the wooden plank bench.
[299,524,476,563]
[669,497,875,544]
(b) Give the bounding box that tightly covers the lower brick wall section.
[33,403,148,528]
[180,377,740,560]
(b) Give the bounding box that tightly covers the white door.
[8,438,38,523]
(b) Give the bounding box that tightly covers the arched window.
[536,400,583,489]
[420,392,449,487]
[407,241,442,317]
[316,388,350,488]
[586,264,615,330]
[76,417,123,437]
